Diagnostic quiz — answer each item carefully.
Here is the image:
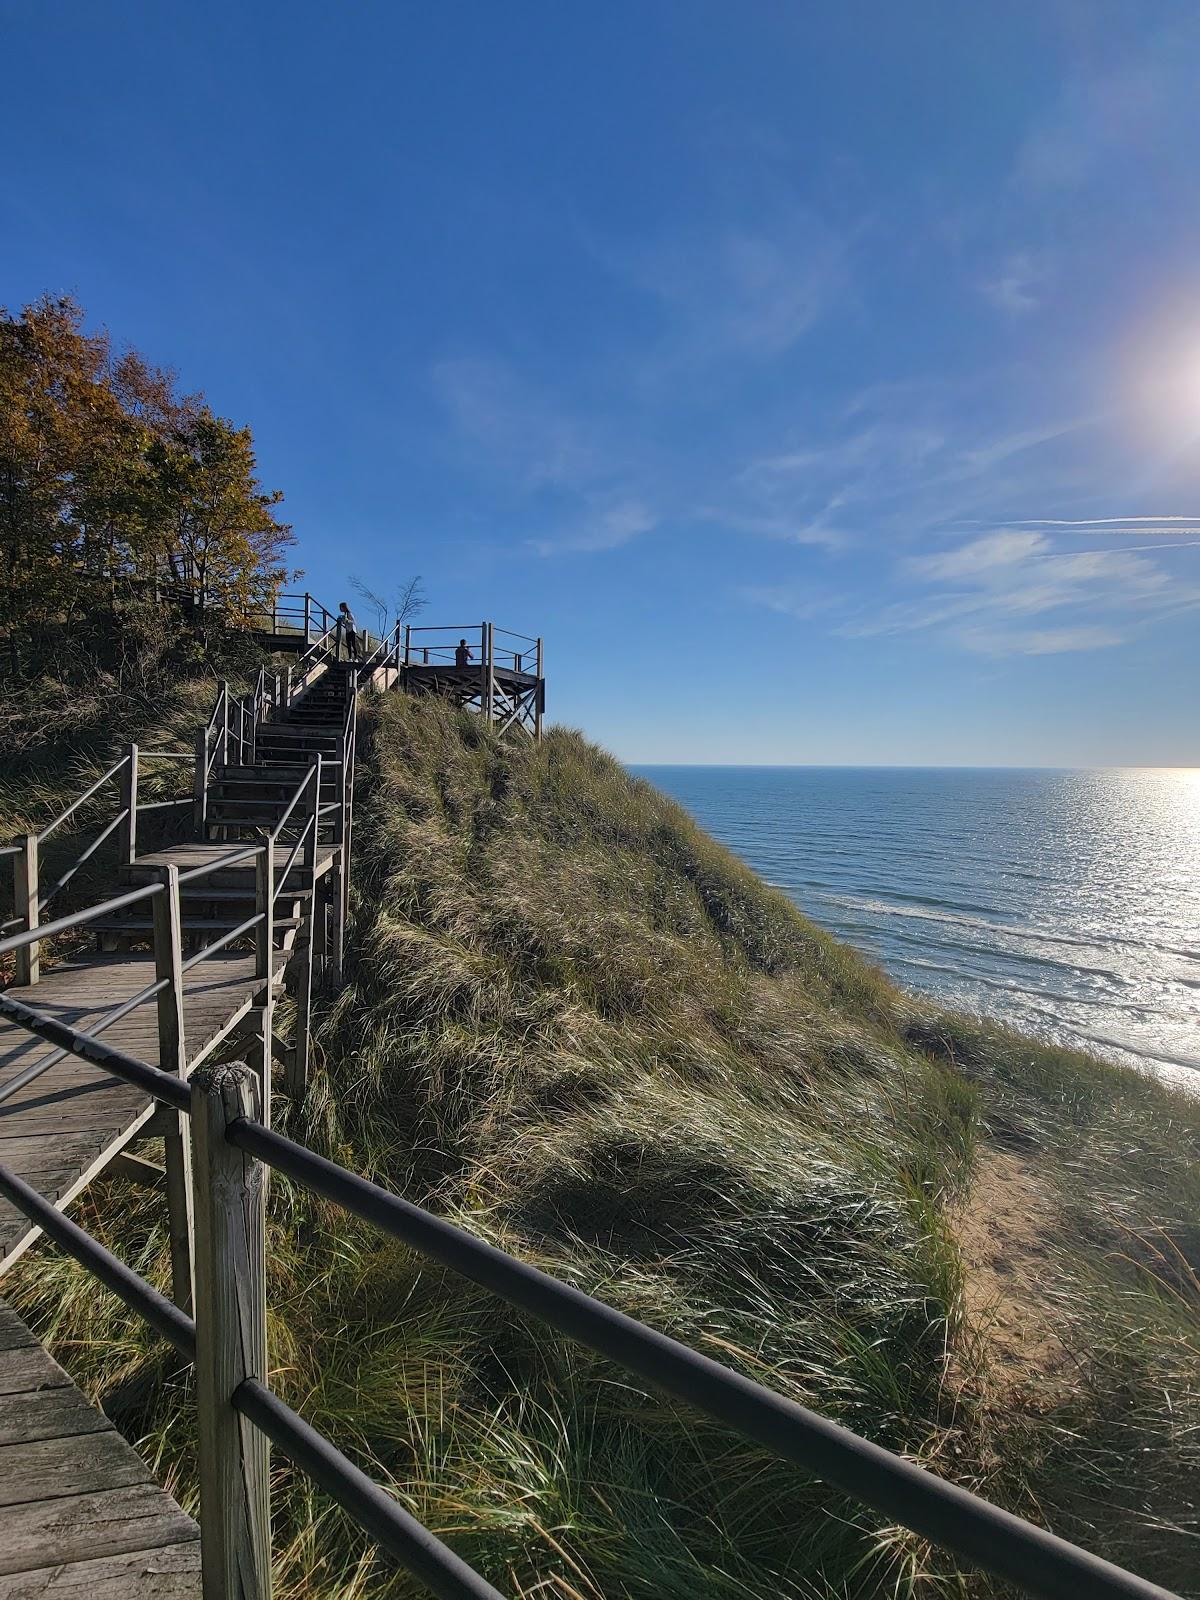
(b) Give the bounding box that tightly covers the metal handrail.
[0,1160,194,1358]
[0,879,162,959]
[176,844,264,885]
[0,973,170,1107]
[270,765,317,842]
[293,623,338,687]
[36,756,129,844]
[182,912,265,972]
[273,814,314,905]
[37,808,129,912]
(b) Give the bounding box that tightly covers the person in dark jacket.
[454,638,473,668]
[338,601,361,661]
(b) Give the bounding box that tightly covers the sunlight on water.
[636,766,1200,1086]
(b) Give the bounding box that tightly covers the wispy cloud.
[604,203,851,368]
[980,251,1047,314]
[431,356,662,558]
[431,357,597,490]
[700,508,848,551]
[527,499,658,556]
[847,527,1200,655]
[737,584,842,622]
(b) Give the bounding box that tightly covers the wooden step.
[90,917,301,934]
[179,885,311,902]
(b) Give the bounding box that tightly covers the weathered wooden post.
[254,840,275,1130]
[330,713,350,984]
[14,834,40,986]
[194,729,210,837]
[286,757,321,1101]
[151,865,194,1313]
[535,637,544,742]
[218,682,231,767]
[303,591,312,644]
[484,622,495,726]
[191,1061,271,1600]
[118,745,139,866]
[403,624,411,668]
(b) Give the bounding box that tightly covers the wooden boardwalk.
[0,1297,199,1595]
[0,619,544,1587]
[0,947,285,1273]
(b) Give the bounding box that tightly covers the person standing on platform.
[338,601,361,661]
[455,638,473,668]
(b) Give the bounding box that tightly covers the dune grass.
[6,689,1199,1597]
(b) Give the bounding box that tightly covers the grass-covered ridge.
[10,691,1200,1598]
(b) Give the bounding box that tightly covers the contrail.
[1061,541,1200,554]
[1008,516,1200,526]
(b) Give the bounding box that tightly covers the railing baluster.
[152,863,194,1313]
[287,758,322,1101]
[119,743,139,865]
[194,729,210,835]
[535,637,544,741]
[192,1061,271,1600]
[14,835,39,986]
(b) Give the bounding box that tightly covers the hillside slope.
[9,690,1199,1599]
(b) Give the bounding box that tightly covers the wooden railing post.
[218,682,230,767]
[14,834,40,986]
[194,729,210,836]
[151,865,194,1313]
[535,638,544,742]
[303,591,312,644]
[118,744,139,865]
[286,757,321,1102]
[191,1061,271,1600]
[473,624,483,726]
[254,839,275,1131]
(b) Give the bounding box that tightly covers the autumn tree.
[0,294,294,674]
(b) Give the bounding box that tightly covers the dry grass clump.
[7,688,1199,1598]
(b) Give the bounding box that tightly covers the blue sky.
[4,1,1199,765]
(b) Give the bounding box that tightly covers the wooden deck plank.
[0,1430,151,1508]
[0,948,284,1269]
[0,1386,112,1448]
[0,1486,198,1577]
[0,1345,72,1396]
[0,1301,198,1591]
[0,1543,200,1598]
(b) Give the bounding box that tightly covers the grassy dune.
[8,690,1199,1598]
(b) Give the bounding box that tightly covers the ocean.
[634,766,1200,1087]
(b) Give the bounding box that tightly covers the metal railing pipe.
[0,990,189,1111]
[273,816,314,905]
[0,975,170,1108]
[0,878,161,958]
[227,1119,1178,1600]
[0,1160,195,1360]
[176,845,264,885]
[36,756,129,843]
[36,808,129,912]
[270,765,316,840]
[180,913,266,973]
[233,1379,505,1600]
